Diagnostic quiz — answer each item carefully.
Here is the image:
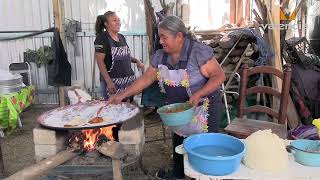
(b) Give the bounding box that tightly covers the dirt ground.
[0,105,177,180]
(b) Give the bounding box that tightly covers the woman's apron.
[104,33,135,99]
[157,41,218,137]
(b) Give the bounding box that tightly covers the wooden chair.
[224,64,292,139]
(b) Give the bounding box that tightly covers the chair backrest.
[9,62,32,86]
[238,64,292,124]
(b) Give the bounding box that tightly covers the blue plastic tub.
[290,140,320,167]
[157,103,195,126]
[184,133,246,176]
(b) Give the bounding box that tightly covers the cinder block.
[33,125,67,145]
[123,143,144,157]
[119,114,145,145]
[34,143,65,161]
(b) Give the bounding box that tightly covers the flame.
[81,125,116,151]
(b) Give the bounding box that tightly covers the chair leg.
[17,117,22,128]
[221,84,231,124]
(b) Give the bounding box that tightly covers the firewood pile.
[201,30,263,72]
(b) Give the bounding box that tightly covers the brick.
[119,114,145,145]
[33,125,67,145]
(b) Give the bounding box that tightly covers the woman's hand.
[188,93,201,106]
[107,93,125,105]
[106,81,117,94]
[137,61,145,72]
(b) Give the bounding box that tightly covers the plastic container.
[183,133,246,176]
[290,139,320,167]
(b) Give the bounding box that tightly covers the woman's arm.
[107,66,158,104]
[131,57,145,72]
[189,57,225,106]
[96,52,116,93]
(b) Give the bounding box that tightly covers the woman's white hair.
[158,16,188,37]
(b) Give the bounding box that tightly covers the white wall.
[0,0,53,31]
[189,0,230,30]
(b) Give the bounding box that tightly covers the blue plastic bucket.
[184,133,246,176]
[291,140,320,167]
[157,103,195,126]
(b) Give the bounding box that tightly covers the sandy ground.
[0,105,176,180]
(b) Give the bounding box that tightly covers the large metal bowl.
[0,74,23,95]
[37,101,140,130]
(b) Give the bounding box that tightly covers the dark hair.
[95,11,116,35]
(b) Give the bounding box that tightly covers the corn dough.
[243,129,288,172]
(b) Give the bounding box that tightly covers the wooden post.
[230,0,236,24]
[52,0,66,107]
[237,0,243,25]
[245,0,251,22]
[96,142,127,180]
[144,0,156,57]
[181,3,189,25]
[265,0,282,123]
[52,0,65,45]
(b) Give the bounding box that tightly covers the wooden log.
[95,141,127,160]
[5,149,78,180]
[112,159,122,180]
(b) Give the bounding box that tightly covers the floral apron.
[104,33,135,99]
[157,41,214,137]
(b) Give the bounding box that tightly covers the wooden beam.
[230,0,236,24]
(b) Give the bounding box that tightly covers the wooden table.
[184,153,320,180]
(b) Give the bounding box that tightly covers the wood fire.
[68,125,116,152]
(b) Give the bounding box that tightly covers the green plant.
[24,46,53,67]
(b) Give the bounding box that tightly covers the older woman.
[108,16,225,179]
[94,11,144,100]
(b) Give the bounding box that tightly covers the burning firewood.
[67,125,116,153]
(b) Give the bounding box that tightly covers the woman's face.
[105,14,121,33]
[158,28,184,54]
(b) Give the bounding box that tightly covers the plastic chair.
[9,62,32,86]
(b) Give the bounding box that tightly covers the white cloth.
[67,88,92,104]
